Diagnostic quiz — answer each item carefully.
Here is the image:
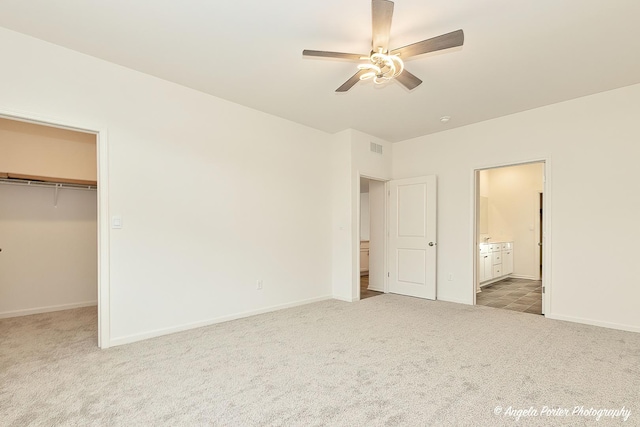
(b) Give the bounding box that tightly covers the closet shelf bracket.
[54,183,62,207]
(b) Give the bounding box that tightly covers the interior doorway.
[474,161,546,315]
[356,174,438,301]
[0,114,107,347]
[359,177,384,300]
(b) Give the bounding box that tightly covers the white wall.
[393,83,640,332]
[478,169,490,239]
[0,28,334,345]
[486,163,544,279]
[351,129,393,179]
[330,129,392,301]
[0,185,97,317]
[330,130,353,301]
[350,130,392,300]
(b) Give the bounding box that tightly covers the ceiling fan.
[303,0,464,92]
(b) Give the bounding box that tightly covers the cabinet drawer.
[490,243,502,252]
[479,243,490,254]
[492,264,502,277]
[501,242,513,250]
[492,252,502,265]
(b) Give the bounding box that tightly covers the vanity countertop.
[479,241,513,252]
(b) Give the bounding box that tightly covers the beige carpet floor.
[1,295,639,426]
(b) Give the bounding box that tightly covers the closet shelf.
[0,172,97,206]
[0,172,96,187]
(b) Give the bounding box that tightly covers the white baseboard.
[332,295,355,302]
[545,313,640,334]
[480,274,539,288]
[437,296,472,305]
[479,278,502,287]
[109,295,333,347]
[509,274,540,280]
[0,301,97,319]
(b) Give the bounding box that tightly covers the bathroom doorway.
[474,161,546,315]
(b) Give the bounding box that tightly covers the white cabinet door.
[502,248,513,275]
[388,176,437,300]
[482,253,492,281]
[360,249,369,273]
[479,244,491,283]
[479,253,492,282]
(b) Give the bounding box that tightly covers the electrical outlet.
[256,280,263,290]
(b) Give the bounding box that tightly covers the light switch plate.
[112,215,122,229]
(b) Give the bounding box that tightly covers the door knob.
[428,242,436,246]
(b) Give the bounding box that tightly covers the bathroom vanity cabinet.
[479,242,513,286]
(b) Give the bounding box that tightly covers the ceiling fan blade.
[336,70,367,92]
[396,69,422,90]
[391,29,464,59]
[372,0,394,53]
[303,50,364,61]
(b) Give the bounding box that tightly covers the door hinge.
[542,286,545,293]
[387,272,390,277]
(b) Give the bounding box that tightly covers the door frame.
[538,192,543,280]
[0,107,111,348]
[354,171,389,301]
[471,158,551,315]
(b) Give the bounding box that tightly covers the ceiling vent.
[370,142,383,155]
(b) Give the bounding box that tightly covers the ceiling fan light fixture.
[358,63,382,73]
[373,75,387,85]
[360,52,404,85]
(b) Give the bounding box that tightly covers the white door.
[388,176,437,299]
[502,248,513,275]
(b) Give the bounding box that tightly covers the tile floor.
[360,275,383,300]
[476,278,542,315]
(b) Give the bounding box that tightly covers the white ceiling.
[1,0,639,142]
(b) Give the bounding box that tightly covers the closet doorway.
[359,177,385,300]
[0,115,106,346]
[474,161,548,315]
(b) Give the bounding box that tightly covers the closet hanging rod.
[2,172,96,186]
[0,177,96,191]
